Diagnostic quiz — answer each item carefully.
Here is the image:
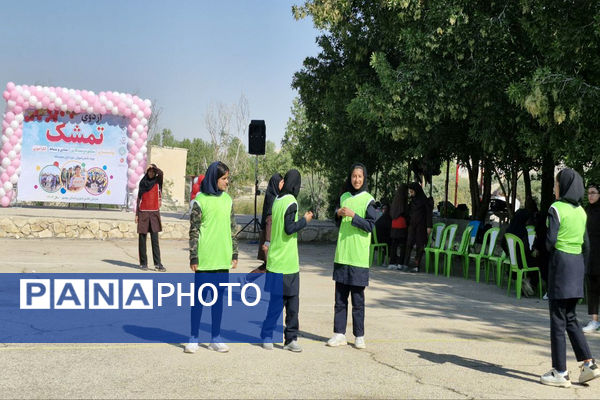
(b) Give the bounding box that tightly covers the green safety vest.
[550,200,587,254]
[267,194,299,274]
[194,192,233,270]
[334,191,374,268]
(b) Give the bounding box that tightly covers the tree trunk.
[523,167,532,201]
[541,150,555,213]
[444,158,450,218]
[476,159,493,222]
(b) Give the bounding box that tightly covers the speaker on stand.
[237,120,266,237]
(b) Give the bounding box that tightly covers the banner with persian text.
[17,110,129,204]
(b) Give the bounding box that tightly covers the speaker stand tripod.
[236,155,260,240]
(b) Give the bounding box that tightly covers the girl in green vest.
[540,168,599,387]
[327,163,376,349]
[184,161,238,354]
[261,169,313,352]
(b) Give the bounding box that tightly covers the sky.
[0,0,321,147]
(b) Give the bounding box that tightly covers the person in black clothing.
[389,184,409,270]
[255,173,284,271]
[583,183,600,333]
[374,202,391,264]
[403,182,433,272]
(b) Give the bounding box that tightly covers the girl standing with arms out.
[327,164,377,349]
[261,170,313,351]
[185,161,238,354]
[540,169,599,387]
[583,183,600,333]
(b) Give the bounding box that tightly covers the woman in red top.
[136,164,166,271]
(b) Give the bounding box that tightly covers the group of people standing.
[375,182,433,272]
[134,160,600,388]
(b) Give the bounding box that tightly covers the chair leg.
[425,250,430,273]
[516,270,523,299]
[537,271,542,299]
[462,256,469,279]
[434,252,440,276]
[496,260,502,287]
[369,247,374,267]
[475,258,481,283]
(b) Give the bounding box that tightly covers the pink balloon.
[9,135,18,145]
[1,196,10,207]
[6,166,15,175]
[13,106,23,114]
[99,106,107,114]
[11,158,20,168]
[2,143,13,152]
[67,100,75,109]
[123,108,132,117]
[48,103,56,111]
[127,154,134,162]
[74,105,81,113]
[5,112,15,121]
[2,91,9,100]
[6,82,15,90]
[41,97,50,107]
[140,132,148,140]
[1,173,8,182]
[16,96,24,105]
[2,121,7,129]
[135,166,144,175]
[143,108,151,118]
[130,145,139,154]
[93,100,101,110]
[135,138,143,147]
[0,151,6,159]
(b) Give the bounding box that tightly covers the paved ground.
[1,237,599,399]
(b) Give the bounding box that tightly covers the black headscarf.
[408,182,427,206]
[138,164,163,199]
[343,163,368,195]
[201,161,228,196]
[279,169,301,198]
[390,183,408,219]
[506,208,531,245]
[557,168,584,206]
[261,173,283,227]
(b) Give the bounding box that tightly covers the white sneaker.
[283,340,302,352]
[540,369,571,388]
[543,292,548,300]
[582,320,600,333]
[262,338,274,350]
[184,338,199,354]
[579,361,600,383]
[327,333,347,347]
[387,264,398,270]
[354,336,366,349]
[209,342,230,353]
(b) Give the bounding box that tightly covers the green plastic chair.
[369,227,388,267]
[424,223,445,273]
[504,233,542,299]
[444,225,473,278]
[429,224,458,276]
[526,225,535,250]
[467,227,500,283]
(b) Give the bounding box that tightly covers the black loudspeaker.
[248,120,266,155]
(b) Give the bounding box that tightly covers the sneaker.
[354,336,366,349]
[262,342,274,350]
[409,266,419,273]
[139,265,148,271]
[521,278,534,297]
[184,338,199,354]
[209,342,230,353]
[387,264,398,270]
[579,361,600,383]
[543,292,548,300]
[540,369,571,388]
[155,265,167,272]
[327,333,347,347]
[582,320,600,333]
[283,340,302,352]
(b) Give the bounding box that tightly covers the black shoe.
[155,265,167,272]
[140,265,149,271]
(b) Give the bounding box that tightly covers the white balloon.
[135,152,143,161]
[7,100,16,108]
[9,174,18,184]
[5,127,13,136]
[130,159,139,169]
[1,158,10,168]
[135,125,143,133]
[127,138,135,147]
[106,100,113,109]
[131,104,139,114]
[60,104,68,111]
[140,118,148,126]
[14,144,21,153]
[8,150,16,160]
[1,136,8,144]
[29,95,38,104]
[49,92,57,101]
[125,98,133,106]
[3,181,12,191]
[15,167,21,175]
[136,110,144,119]
[144,99,152,108]
[75,95,82,105]
[0,188,5,197]
[22,90,31,99]
[111,107,118,115]
[140,145,147,154]
[54,97,63,106]
[80,100,88,109]
[10,120,18,129]
[131,131,139,140]
[36,102,42,109]
[15,113,24,123]
[68,89,75,95]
